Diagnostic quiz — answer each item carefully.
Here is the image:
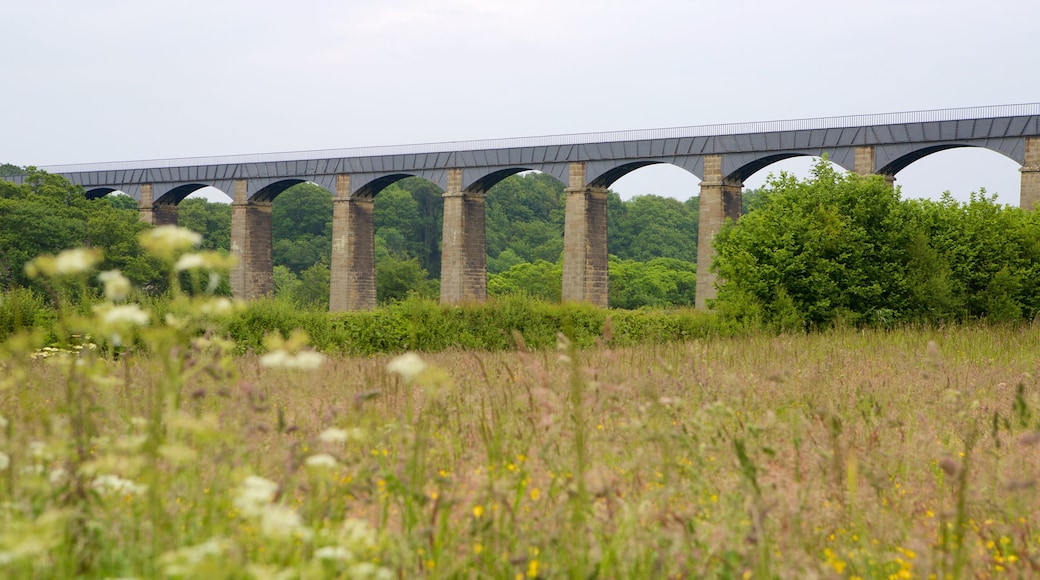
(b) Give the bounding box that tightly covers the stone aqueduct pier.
[9,104,1040,310]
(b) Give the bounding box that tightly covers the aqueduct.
[7,103,1040,310]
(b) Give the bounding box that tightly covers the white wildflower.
[386,352,427,382]
[0,452,9,471]
[48,468,66,485]
[98,304,150,327]
[305,454,338,468]
[234,475,279,516]
[260,349,325,370]
[52,248,101,275]
[0,414,7,429]
[139,225,202,259]
[197,297,235,316]
[340,518,377,550]
[174,253,207,272]
[318,427,348,444]
[92,474,146,495]
[29,441,49,460]
[25,248,102,278]
[260,504,310,539]
[159,537,229,577]
[348,562,394,580]
[314,546,353,561]
[97,270,132,301]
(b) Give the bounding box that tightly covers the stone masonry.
[330,174,377,311]
[229,179,274,299]
[854,145,895,186]
[441,168,488,304]
[695,155,743,310]
[562,162,609,306]
[137,184,178,226]
[1022,137,1040,210]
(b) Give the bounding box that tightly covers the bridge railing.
[40,103,1040,175]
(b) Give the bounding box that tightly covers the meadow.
[3,318,1039,578]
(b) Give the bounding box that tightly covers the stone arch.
[155,183,210,206]
[727,153,814,183]
[584,158,702,189]
[354,173,418,199]
[467,168,539,193]
[251,178,310,203]
[877,143,1019,176]
[84,187,120,200]
[881,144,1025,205]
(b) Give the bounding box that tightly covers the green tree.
[103,193,139,211]
[712,162,908,327]
[0,163,24,177]
[271,183,332,275]
[609,194,698,262]
[178,198,231,251]
[0,169,161,290]
[608,257,697,309]
[377,257,438,304]
[488,260,563,302]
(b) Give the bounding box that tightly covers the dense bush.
[214,296,731,356]
[712,162,1040,329]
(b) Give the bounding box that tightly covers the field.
[2,322,1040,578]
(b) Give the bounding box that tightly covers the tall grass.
[3,321,1040,577]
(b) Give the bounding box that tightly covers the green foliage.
[713,162,907,327]
[377,257,438,304]
[486,173,566,263]
[488,260,562,302]
[271,183,333,275]
[608,256,697,309]
[0,163,25,176]
[177,197,231,251]
[712,163,1040,327]
[608,194,698,262]
[0,169,161,291]
[220,295,730,355]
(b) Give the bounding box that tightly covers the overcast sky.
[3,0,1037,205]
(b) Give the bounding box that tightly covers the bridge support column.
[229,179,273,300]
[330,175,377,311]
[1021,137,1040,210]
[854,146,895,186]
[695,155,742,310]
[137,184,178,226]
[441,169,487,304]
[562,162,609,306]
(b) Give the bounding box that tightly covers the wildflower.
[260,349,325,370]
[139,225,202,259]
[472,505,484,518]
[174,253,207,272]
[0,414,7,429]
[96,269,133,301]
[159,537,229,577]
[386,352,427,382]
[97,303,150,327]
[92,474,146,495]
[260,504,309,539]
[234,475,279,516]
[0,452,9,471]
[314,546,353,561]
[305,454,339,468]
[26,247,103,279]
[197,297,236,316]
[319,427,349,444]
[339,518,377,550]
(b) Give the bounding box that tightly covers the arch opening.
[155,184,209,206]
[884,145,1022,205]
